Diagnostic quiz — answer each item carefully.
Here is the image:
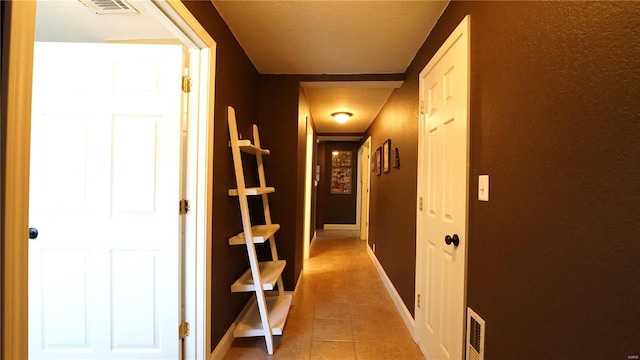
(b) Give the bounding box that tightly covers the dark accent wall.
[317,141,360,227]
[182,1,261,351]
[258,75,305,290]
[366,1,640,358]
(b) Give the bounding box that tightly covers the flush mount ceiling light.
[331,112,352,124]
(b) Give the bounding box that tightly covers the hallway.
[224,231,425,359]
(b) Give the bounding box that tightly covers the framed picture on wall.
[376,147,382,175]
[371,150,377,174]
[383,139,391,173]
[330,168,352,194]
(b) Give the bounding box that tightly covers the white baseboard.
[209,298,252,360]
[366,245,416,338]
[323,224,359,231]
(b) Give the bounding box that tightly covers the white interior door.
[416,16,470,360]
[29,42,183,359]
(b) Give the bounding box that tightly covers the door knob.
[29,227,39,239]
[445,234,459,247]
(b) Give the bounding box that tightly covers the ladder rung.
[231,260,286,292]
[228,224,280,245]
[235,140,270,155]
[228,187,275,196]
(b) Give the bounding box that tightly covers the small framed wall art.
[375,147,382,175]
[383,139,391,173]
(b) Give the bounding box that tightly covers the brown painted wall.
[365,85,419,317]
[182,1,261,350]
[367,1,640,358]
[258,75,304,289]
[317,141,360,226]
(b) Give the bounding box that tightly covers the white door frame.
[415,15,470,359]
[359,137,371,242]
[2,1,216,359]
[303,117,314,260]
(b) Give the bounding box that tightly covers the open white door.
[29,42,183,359]
[416,16,470,360]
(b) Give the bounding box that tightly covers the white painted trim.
[323,224,359,231]
[209,324,235,360]
[359,137,371,242]
[145,2,217,358]
[303,120,314,260]
[366,245,416,339]
[209,298,253,360]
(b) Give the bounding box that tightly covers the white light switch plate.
[478,175,489,201]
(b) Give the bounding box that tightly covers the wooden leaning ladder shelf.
[227,106,292,355]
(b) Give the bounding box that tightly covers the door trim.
[1,1,217,359]
[303,118,314,260]
[415,14,470,358]
[359,137,371,242]
[2,2,37,358]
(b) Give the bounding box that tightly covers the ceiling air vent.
[78,0,139,14]
[466,308,485,360]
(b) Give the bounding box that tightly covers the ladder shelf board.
[228,187,275,196]
[235,139,270,155]
[231,260,286,293]
[234,295,293,338]
[228,224,280,245]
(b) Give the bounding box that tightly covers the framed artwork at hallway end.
[330,150,352,194]
[383,139,391,173]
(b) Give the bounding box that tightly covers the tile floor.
[223,230,425,359]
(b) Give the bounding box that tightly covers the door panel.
[29,42,183,359]
[417,16,469,360]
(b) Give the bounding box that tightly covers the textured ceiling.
[35,0,449,134]
[35,0,174,43]
[213,0,448,133]
[212,1,449,75]
[302,81,403,133]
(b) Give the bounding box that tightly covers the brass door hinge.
[417,294,421,308]
[179,199,190,215]
[179,321,190,338]
[420,100,425,115]
[182,75,192,93]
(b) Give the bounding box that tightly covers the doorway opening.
[2,1,216,359]
[358,137,371,243]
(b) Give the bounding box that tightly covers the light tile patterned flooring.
[224,230,425,359]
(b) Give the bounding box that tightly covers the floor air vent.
[79,0,139,14]
[467,308,485,360]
